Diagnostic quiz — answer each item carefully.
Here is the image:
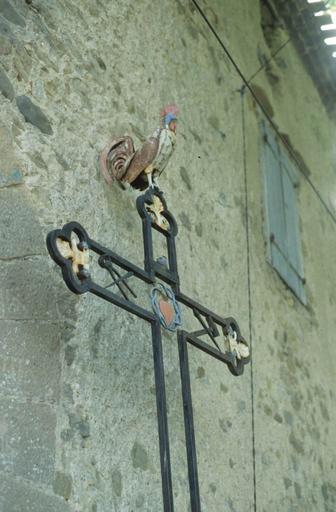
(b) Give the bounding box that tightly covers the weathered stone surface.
[0,473,70,512]
[0,320,61,402]
[53,471,72,500]
[0,258,59,320]
[0,400,56,483]
[68,413,90,438]
[64,344,76,366]
[179,166,192,190]
[0,188,45,258]
[27,151,47,170]
[178,212,192,231]
[131,441,149,471]
[0,67,14,100]
[0,168,23,187]
[0,0,25,27]
[16,96,53,135]
[0,17,15,52]
[111,469,123,497]
[0,34,13,55]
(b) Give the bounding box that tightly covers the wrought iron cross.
[47,188,250,512]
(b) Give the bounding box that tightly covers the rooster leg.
[147,173,154,188]
[144,164,155,188]
[149,174,159,189]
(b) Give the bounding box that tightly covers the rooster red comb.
[160,103,180,119]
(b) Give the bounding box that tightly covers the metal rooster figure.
[100,104,179,190]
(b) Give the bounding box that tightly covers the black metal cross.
[47,188,250,512]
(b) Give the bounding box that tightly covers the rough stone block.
[0,0,25,27]
[0,320,61,403]
[53,471,72,500]
[0,473,70,512]
[0,67,14,100]
[16,96,53,135]
[68,413,90,438]
[0,168,23,188]
[0,258,59,320]
[0,399,56,484]
[0,16,16,49]
[0,188,45,258]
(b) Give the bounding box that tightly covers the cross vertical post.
[178,330,201,512]
[151,321,174,511]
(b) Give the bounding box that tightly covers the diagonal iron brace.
[99,254,137,300]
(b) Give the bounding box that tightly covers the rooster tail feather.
[100,136,135,184]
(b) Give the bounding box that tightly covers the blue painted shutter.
[262,123,289,281]
[262,122,306,303]
[281,153,306,303]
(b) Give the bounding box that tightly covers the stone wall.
[0,0,335,511]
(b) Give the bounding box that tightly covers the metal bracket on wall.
[46,186,250,512]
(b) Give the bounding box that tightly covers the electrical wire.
[241,90,257,512]
[246,37,291,84]
[191,0,336,226]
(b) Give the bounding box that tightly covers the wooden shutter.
[261,122,306,304]
[281,153,306,303]
[262,123,289,281]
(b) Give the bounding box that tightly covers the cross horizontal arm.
[176,291,249,377]
[46,222,156,321]
[182,330,241,371]
[176,291,240,333]
[89,237,154,284]
[90,282,156,323]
